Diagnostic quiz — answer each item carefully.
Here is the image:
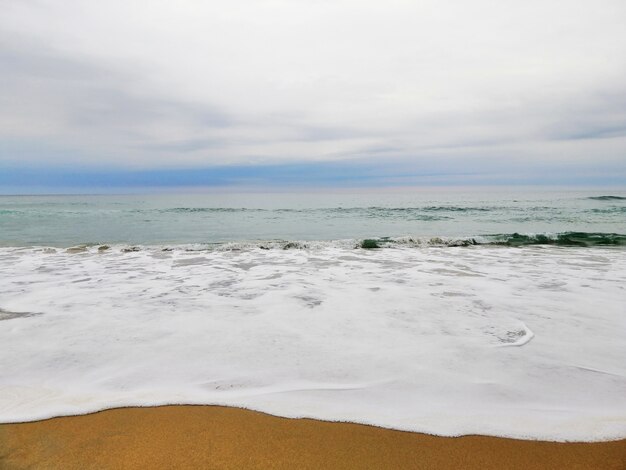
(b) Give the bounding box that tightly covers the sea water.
[0,189,625,441]
[1,189,625,246]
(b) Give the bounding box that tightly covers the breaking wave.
[361,232,626,248]
[52,231,626,253]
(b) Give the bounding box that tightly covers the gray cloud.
[1,0,625,179]
[0,36,231,165]
[542,92,626,141]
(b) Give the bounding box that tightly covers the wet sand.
[0,405,624,469]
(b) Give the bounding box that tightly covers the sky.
[1,0,626,192]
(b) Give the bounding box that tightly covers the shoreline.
[1,405,624,469]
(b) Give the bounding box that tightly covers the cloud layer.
[1,0,626,186]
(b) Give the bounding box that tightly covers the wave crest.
[46,231,626,253]
[587,195,626,201]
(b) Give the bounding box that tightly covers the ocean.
[0,188,625,441]
[1,189,625,247]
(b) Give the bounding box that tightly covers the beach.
[1,193,625,467]
[1,405,624,469]
[2,0,626,464]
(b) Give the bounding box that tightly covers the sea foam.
[0,244,625,441]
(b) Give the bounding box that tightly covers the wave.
[154,206,498,214]
[3,205,621,221]
[361,232,626,248]
[589,207,626,214]
[43,232,626,253]
[2,236,625,440]
[484,232,626,247]
[158,206,457,220]
[587,195,626,201]
[421,205,494,212]
[162,207,265,213]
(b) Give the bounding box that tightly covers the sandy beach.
[0,405,624,470]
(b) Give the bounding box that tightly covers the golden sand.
[0,405,624,469]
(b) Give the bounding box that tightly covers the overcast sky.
[1,0,626,189]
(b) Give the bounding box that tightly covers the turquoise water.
[0,189,624,247]
[2,188,626,440]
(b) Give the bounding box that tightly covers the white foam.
[0,245,625,441]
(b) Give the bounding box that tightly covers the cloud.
[0,35,231,166]
[1,0,625,185]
